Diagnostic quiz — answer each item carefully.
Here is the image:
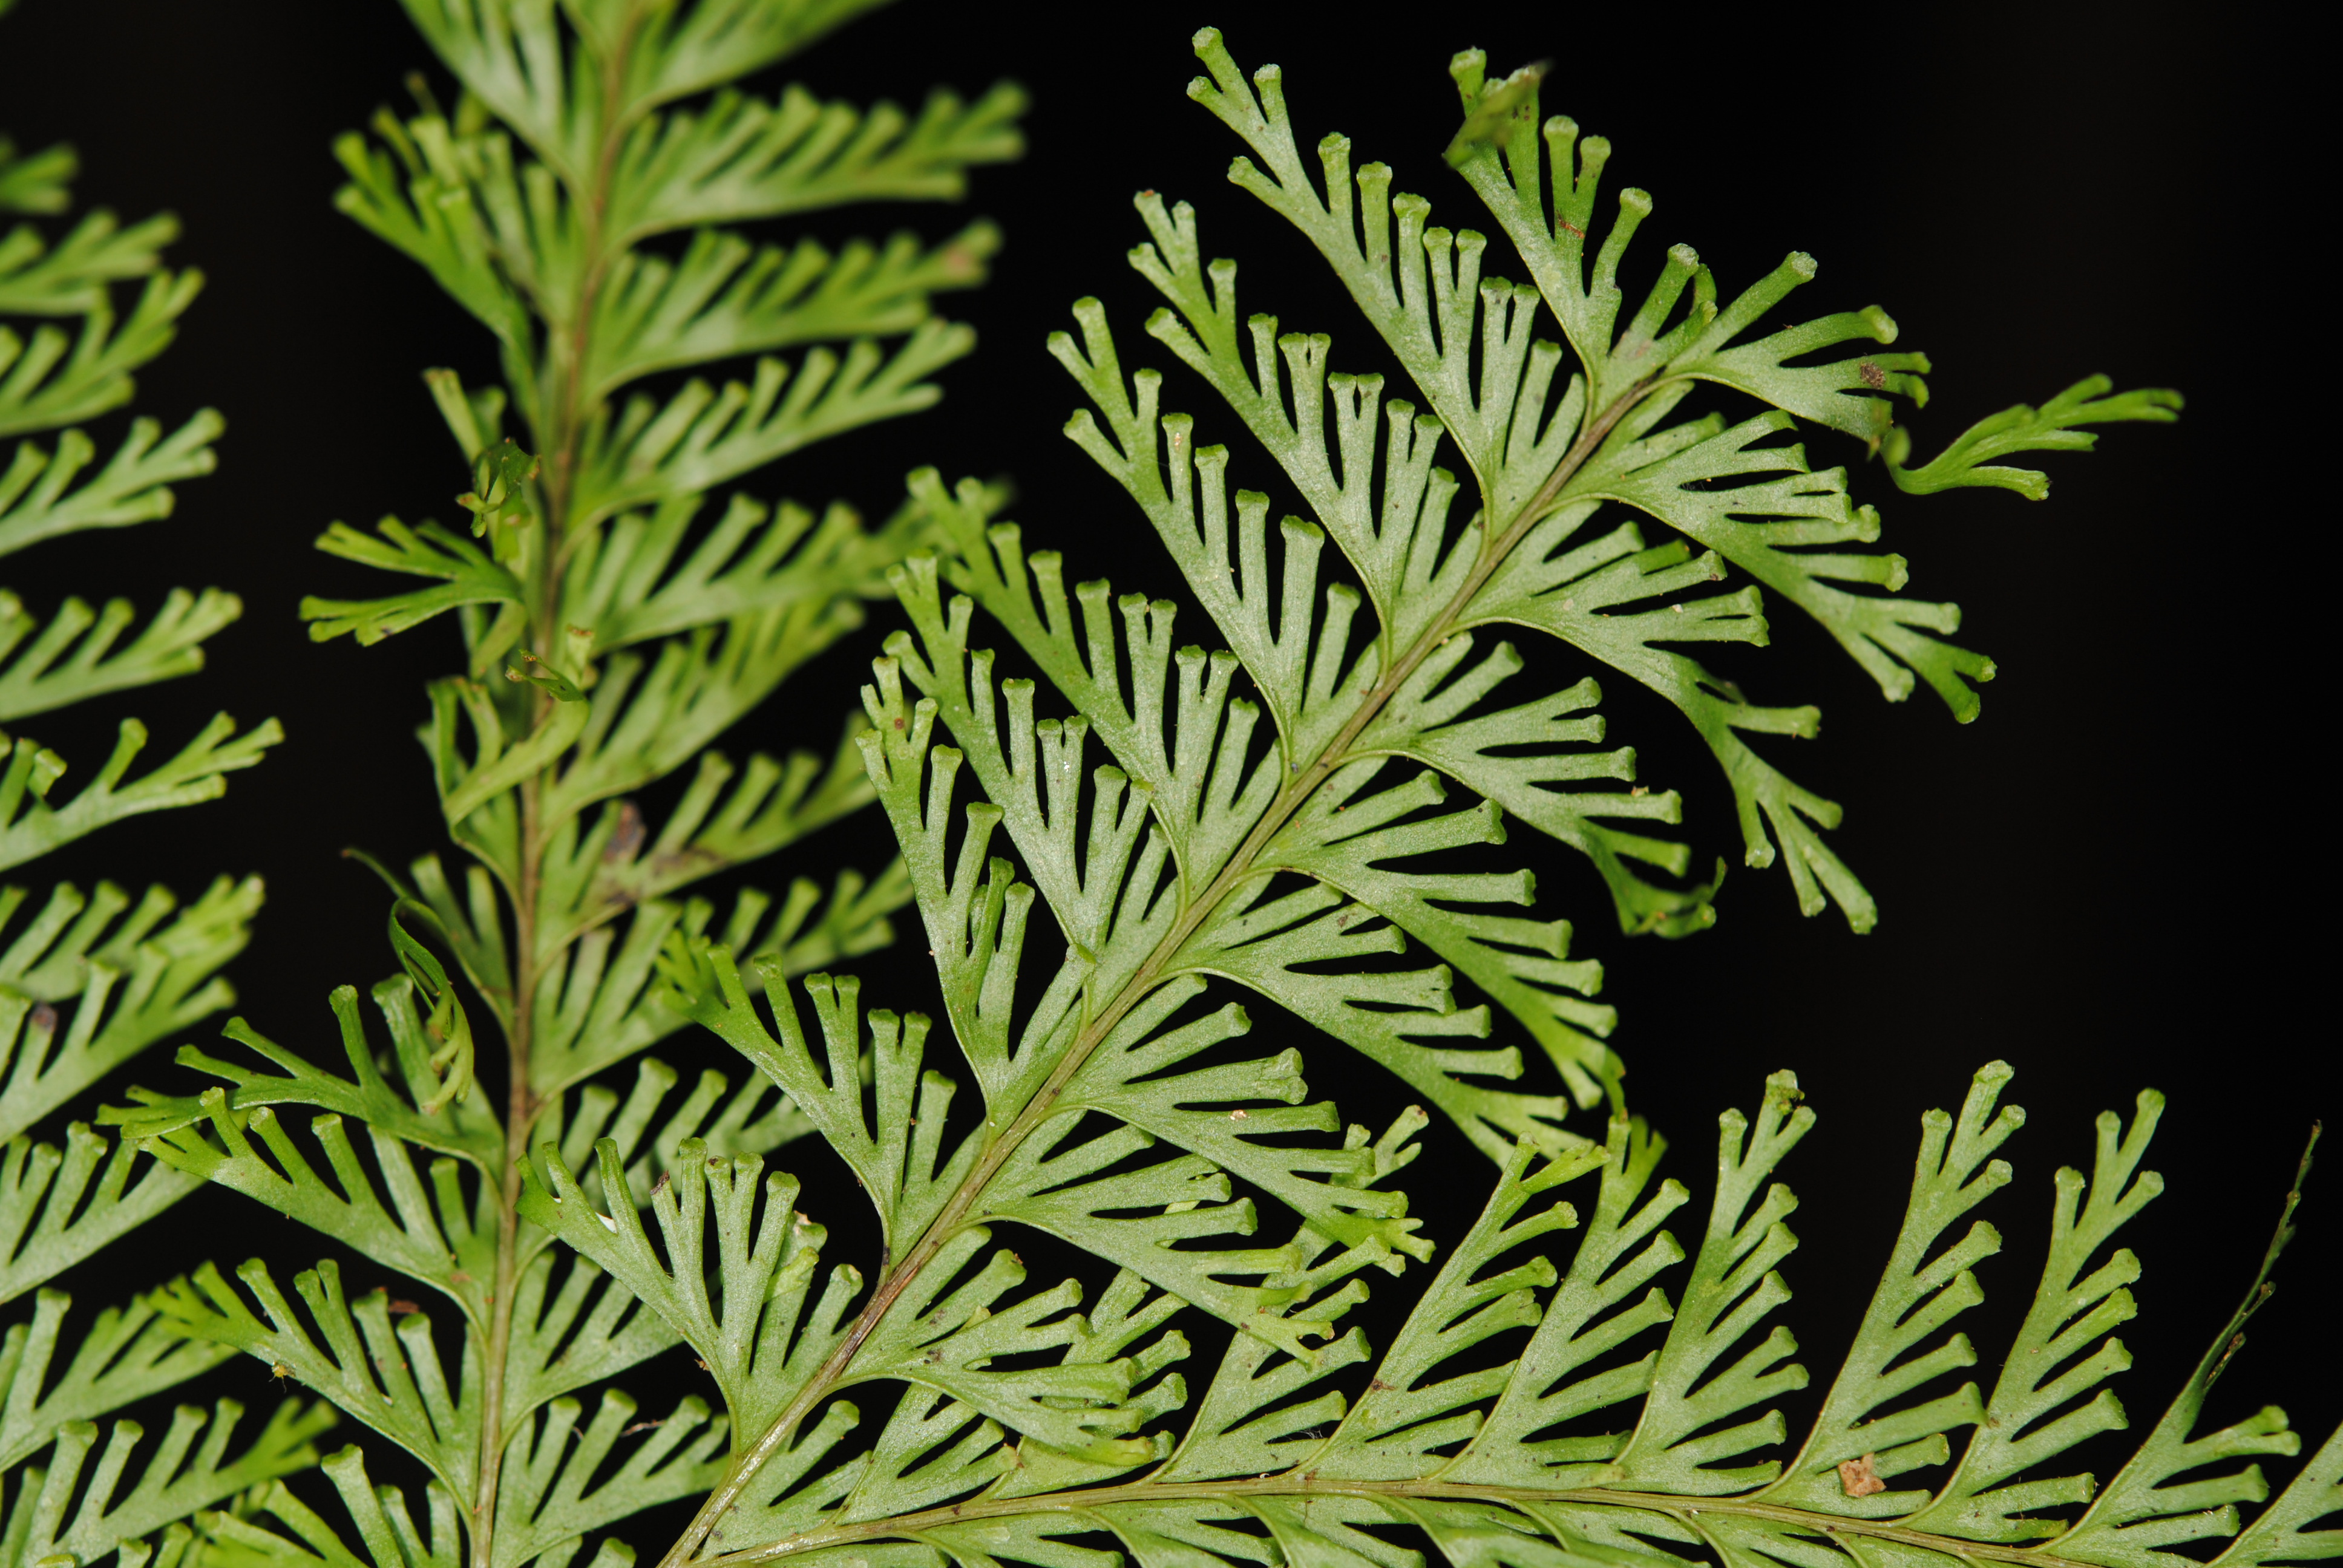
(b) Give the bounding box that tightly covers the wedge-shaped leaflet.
[0,713,280,875]
[605,80,1025,238]
[0,268,203,439]
[520,1137,859,1443]
[1443,51,1923,437]
[0,207,175,315]
[569,321,975,529]
[1356,632,1709,937]
[1178,874,1576,1161]
[1308,1138,1602,1480]
[1051,301,1379,768]
[1058,975,1431,1264]
[841,1227,1154,1466]
[495,1388,730,1568]
[2054,1128,2315,1568]
[1577,405,1991,718]
[1261,759,1617,1108]
[526,763,894,971]
[136,1092,500,1324]
[992,1268,1193,1497]
[1464,501,1869,928]
[661,954,974,1251]
[4,1395,330,1567]
[106,975,505,1175]
[523,877,897,1097]
[1887,376,2182,500]
[298,517,522,648]
[1905,1091,2168,1541]
[1184,33,1582,504]
[2211,1426,2341,1568]
[0,137,73,215]
[849,677,1105,1114]
[538,604,858,834]
[0,1124,197,1302]
[974,1112,1354,1364]
[0,1289,232,1470]
[582,222,998,402]
[500,1243,678,1431]
[152,1257,480,1503]
[0,874,261,1143]
[1150,1235,1384,1483]
[0,411,220,559]
[1604,1070,1812,1494]
[1448,1114,1688,1485]
[0,586,240,723]
[198,1444,471,1568]
[884,511,1265,924]
[562,490,911,656]
[1760,1062,2022,1515]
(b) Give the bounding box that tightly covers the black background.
[1,0,2333,1538]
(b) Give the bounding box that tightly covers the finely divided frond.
[153,1258,482,1503]
[0,412,221,560]
[0,715,281,877]
[0,587,241,723]
[605,81,1025,237]
[0,874,261,1144]
[649,1064,2332,1568]
[1887,376,2184,501]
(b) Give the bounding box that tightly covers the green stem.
[693,1477,2097,1568]
[467,13,649,1568]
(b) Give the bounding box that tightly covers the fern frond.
[519,1134,858,1445]
[104,976,505,1174]
[0,209,176,317]
[152,1258,482,1500]
[197,1448,470,1568]
[1887,376,2184,500]
[1356,634,1711,936]
[641,1063,2330,1568]
[0,874,261,1142]
[138,1091,501,1322]
[606,81,1025,235]
[0,1290,232,1471]
[0,412,220,560]
[494,1389,729,1568]
[569,324,977,529]
[0,268,201,439]
[566,492,914,653]
[0,587,241,723]
[2,1397,329,1568]
[582,223,997,402]
[0,1126,200,1304]
[0,715,281,875]
[0,138,73,217]
[298,518,523,648]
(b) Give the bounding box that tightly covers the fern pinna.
[88,2,1020,1568]
[0,19,293,1568]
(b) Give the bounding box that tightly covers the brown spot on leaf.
[388,1299,421,1316]
[1858,361,1888,391]
[1838,1453,1887,1497]
[605,800,646,862]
